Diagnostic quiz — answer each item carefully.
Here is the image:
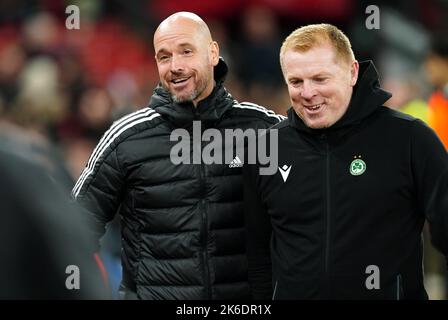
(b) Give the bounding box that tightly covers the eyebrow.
[288,72,332,80]
[177,42,194,48]
[309,71,332,78]
[156,48,169,56]
[156,43,195,56]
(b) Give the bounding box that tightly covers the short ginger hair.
[280,23,355,70]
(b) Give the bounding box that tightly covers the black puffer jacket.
[73,59,283,299]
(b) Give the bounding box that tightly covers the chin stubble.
[172,90,199,103]
[171,72,211,104]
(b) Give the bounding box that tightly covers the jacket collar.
[150,58,234,128]
[288,61,392,134]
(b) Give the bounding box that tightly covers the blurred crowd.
[0,0,447,299]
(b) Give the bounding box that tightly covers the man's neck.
[192,80,217,107]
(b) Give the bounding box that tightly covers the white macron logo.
[229,156,243,168]
[278,165,291,182]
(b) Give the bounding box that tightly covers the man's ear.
[351,60,359,87]
[210,41,219,66]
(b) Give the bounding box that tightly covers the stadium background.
[0,0,447,299]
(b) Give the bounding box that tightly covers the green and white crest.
[350,158,366,176]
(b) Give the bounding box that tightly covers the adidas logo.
[229,156,243,168]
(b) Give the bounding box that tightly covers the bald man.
[73,12,284,300]
[154,12,219,105]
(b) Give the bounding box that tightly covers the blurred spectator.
[57,53,87,113]
[383,74,429,123]
[0,57,73,191]
[22,12,60,57]
[425,32,448,150]
[63,137,96,179]
[14,57,68,138]
[236,6,283,91]
[0,119,73,192]
[0,122,108,299]
[422,32,448,300]
[0,41,25,115]
[234,6,288,114]
[77,88,113,140]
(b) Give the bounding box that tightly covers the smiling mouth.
[171,77,190,84]
[305,103,324,111]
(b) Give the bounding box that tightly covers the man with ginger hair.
[244,24,448,299]
[73,12,283,299]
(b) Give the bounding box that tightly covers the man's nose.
[300,81,316,100]
[170,55,184,73]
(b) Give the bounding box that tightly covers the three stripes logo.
[232,102,286,122]
[72,107,160,198]
[229,156,243,168]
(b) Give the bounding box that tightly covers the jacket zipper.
[194,109,211,299]
[199,167,211,299]
[324,138,331,276]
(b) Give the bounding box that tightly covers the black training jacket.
[73,58,283,299]
[244,61,448,300]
